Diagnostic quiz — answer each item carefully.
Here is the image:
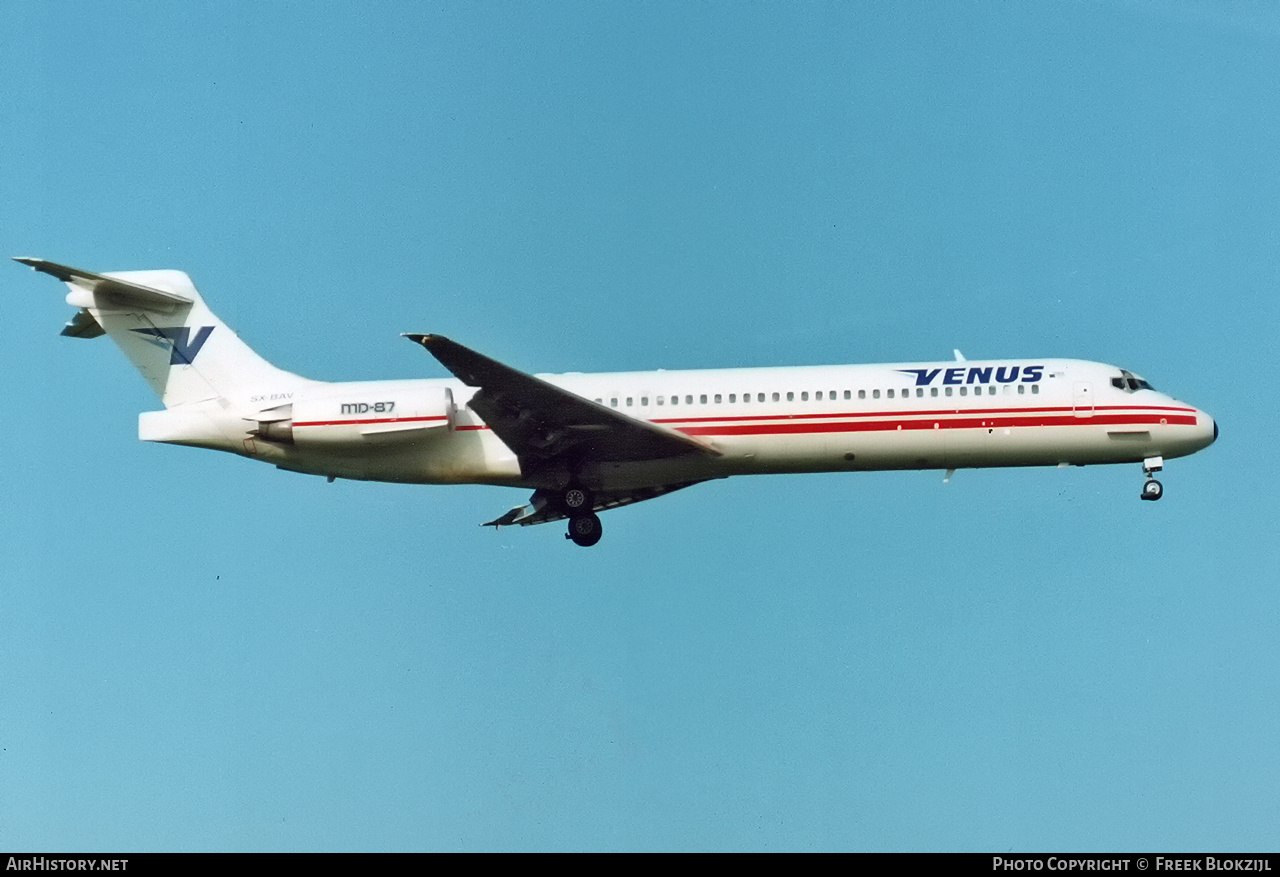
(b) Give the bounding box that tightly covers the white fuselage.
[142,357,1217,493]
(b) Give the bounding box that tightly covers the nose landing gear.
[1140,456,1164,501]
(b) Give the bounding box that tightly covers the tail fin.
[17,258,306,407]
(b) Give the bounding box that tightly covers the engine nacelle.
[250,383,455,447]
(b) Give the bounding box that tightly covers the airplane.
[18,257,1218,547]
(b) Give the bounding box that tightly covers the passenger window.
[686,395,693,404]
[772,392,780,402]
[657,396,664,405]
[873,389,880,399]
[594,398,602,404]
[815,391,823,400]
[945,387,953,397]
[844,390,851,400]
[626,397,633,406]
[1017,385,1025,395]
[858,389,866,399]
[700,394,707,404]
[801,391,809,401]
[916,388,924,397]
[610,398,618,407]
[758,393,765,402]
[931,387,939,397]
[959,387,967,396]
[641,397,648,406]
[670,395,677,405]
[714,394,722,404]
[787,392,794,401]
[1031,385,1040,394]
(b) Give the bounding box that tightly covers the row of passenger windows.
[593,384,1040,408]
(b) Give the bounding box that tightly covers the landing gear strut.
[1141,456,1164,502]
[566,512,603,547]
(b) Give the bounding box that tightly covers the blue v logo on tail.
[132,326,215,365]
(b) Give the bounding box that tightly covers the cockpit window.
[1111,370,1155,393]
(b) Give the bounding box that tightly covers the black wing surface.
[404,333,718,467]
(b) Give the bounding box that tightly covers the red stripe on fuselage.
[678,412,1196,437]
[319,406,1198,436]
[651,403,1196,426]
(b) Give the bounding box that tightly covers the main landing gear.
[559,484,603,546]
[1140,456,1164,502]
[561,485,593,514]
[566,512,603,547]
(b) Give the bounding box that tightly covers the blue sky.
[1,1,1275,852]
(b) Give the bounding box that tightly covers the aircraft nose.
[1202,411,1218,447]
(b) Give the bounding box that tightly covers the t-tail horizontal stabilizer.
[18,256,307,407]
[17,257,198,341]
[15,257,195,310]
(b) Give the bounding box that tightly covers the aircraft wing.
[404,334,719,466]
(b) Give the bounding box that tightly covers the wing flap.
[484,482,704,528]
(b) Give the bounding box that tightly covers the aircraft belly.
[722,429,950,474]
[945,421,1189,468]
[701,419,1194,474]
[435,428,524,484]
[946,424,1107,468]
